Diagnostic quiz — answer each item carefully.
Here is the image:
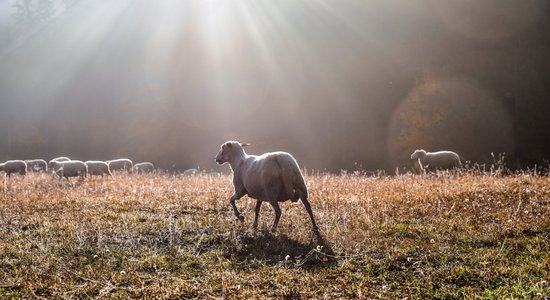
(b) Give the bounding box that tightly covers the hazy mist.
[1,0,549,172]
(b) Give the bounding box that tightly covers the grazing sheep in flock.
[52,160,88,181]
[48,157,70,171]
[133,162,154,174]
[25,159,48,172]
[0,160,27,177]
[182,168,199,176]
[215,141,319,232]
[25,159,47,172]
[107,158,133,172]
[85,161,112,178]
[410,149,462,171]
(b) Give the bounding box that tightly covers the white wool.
[25,159,47,172]
[0,160,27,177]
[53,160,88,180]
[48,157,70,171]
[215,141,319,232]
[85,161,112,177]
[181,168,199,176]
[107,159,133,172]
[133,162,154,174]
[410,149,462,171]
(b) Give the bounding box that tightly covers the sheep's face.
[55,167,64,176]
[51,161,65,172]
[410,149,426,160]
[215,141,244,165]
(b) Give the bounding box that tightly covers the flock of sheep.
[0,157,155,180]
[1,142,462,234]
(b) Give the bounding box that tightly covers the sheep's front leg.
[253,200,262,230]
[229,194,245,222]
[269,201,282,232]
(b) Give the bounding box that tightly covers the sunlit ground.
[1,171,548,298]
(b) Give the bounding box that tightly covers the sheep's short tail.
[291,190,300,202]
[280,170,301,202]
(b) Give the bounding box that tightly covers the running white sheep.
[25,159,47,172]
[0,160,27,177]
[53,160,87,181]
[215,141,319,232]
[107,158,133,172]
[133,162,154,174]
[410,149,462,171]
[85,161,112,178]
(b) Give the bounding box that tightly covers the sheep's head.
[55,166,64,176]
[51,161,64,172]
[410,149,427,160]
[215,141,247,165]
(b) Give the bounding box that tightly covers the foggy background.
[1,0,549,173]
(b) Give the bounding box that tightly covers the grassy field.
[1,171,549,299]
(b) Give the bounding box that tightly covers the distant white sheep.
[107,159,133,172]
[0,160,27,177]
[133,162,154,174]
[48,157,70,171]
[182,168,199,176]
[410,149,462,171]
[85,161,112,178]
[53,160,87,180]
[25,159,47,172]
[215,141,319,232]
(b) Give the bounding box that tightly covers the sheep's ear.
[241,143,251,147]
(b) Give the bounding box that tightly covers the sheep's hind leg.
[253,200,262,230]
[230,194,245,222]
[301,196,319,232]
[269,201,282,232]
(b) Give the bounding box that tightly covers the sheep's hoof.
[237,215,245,222]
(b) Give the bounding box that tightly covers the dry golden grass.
[1,171,549,299]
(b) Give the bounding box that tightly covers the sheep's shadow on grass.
[229,230,336,270]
